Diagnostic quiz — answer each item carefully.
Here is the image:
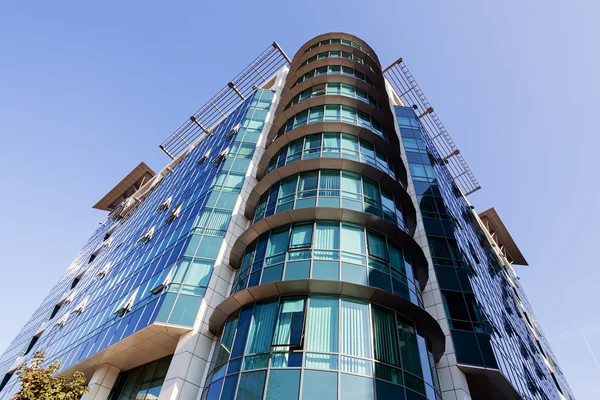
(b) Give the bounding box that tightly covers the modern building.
[0,33,574,400]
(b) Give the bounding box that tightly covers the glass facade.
[284,82,380,111]
[266,133,398,181]
[0,32,573,400]
[108,356,172,400]
[0,90,276,399]
[202,296,439,400]
[294,65,376,88]
[276,104,385,140]
[299,51,376,73]
[253,170,406,231]
[200,35,441,400]
[394,106,569,399]
[232,221,422,306]
[304,38,375,64]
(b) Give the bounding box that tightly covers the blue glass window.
[272,298,306,347]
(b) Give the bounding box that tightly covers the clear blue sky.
[0,1,597,398]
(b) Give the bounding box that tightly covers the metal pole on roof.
[228,82,246,100]
[272,42,292,64]
[159,145,175,160]
[383,57,403,73]
[190,116,211,135]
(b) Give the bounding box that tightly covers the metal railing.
[384,58,481,196]
[159,42,291,159]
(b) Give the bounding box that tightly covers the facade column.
[156,68,287,400]
[81,364,120,400]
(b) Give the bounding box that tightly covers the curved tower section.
[0,32,575,400]
[202,33,445,400]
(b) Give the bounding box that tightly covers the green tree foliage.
[13,351,89,400]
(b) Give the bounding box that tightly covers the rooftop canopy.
[479,207,528,266]
[93,162,155,212]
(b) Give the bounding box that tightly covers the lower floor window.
[108,355,172,400]
[202,296,440,400]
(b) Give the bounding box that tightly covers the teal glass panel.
[341,134,359,154]
[237,371,267,400]
[280,176,298,198]
[319,170,340,197]
[301,370,337,400]
[290,223,313,249]
[195,236,221,258]
[341,373,374,399]
[265,370,300,400]
[363,178,380,201]
[267,229,290,257]
[167,294,201,326]
[243,354,269,370]
[295,198,317,209]
[312,260,339,280]
[342,263,367,285]
[318,197,340,208]
[184,235,201,256]
[298,172,318,194]
[271,352,302,368]
[284,260,310,281]
[172,257,191,282]
[154,293,177,323]
[323,132,340,150]
[261,265,283,284]
[183,259,213,287]
[324,105,341,121]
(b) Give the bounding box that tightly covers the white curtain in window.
[290,224,313,248]
[246,300,279,354]
[341,224,366,255]
[341,299,372,358]
[272,298,304,346]
[341,172,362,198]
[206,210,231,231]
[341,134,359,152]
[323,133,340,150]
[306,297,338,353]
[315,222,340,250]
[319,171,340,197]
